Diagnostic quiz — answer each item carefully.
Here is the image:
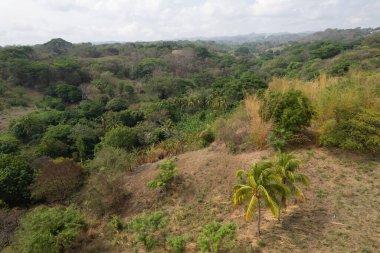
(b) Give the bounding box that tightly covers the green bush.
[147,160,178,189]
[127,211,167,251]
[261,89,314,134]
[0,154,33,206]
[320,109,380,153]
[102,126,139,151]
[38,124,73,157]
[90,146,138,171]
[197,221,237,253]
[167,235,189,253]
[0,134,19,154]
[16,206,85,253]
[37,96,65,110]
[199,128,215,147]
[105,97,129,112]
[53,83,82,103]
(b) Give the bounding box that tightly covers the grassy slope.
[87,144,379,252]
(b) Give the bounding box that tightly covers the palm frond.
[245,196,258,221]
[257,185,279,218]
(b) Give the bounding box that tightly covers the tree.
[102,126,139,151]
[0,134,19,154]
[233,160,288,235]
[272,153,309,219]
[16,206,85,253]
[0,154,33,206]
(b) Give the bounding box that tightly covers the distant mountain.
[301,27,380,42]
[183,32,313,44]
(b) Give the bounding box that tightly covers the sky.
[0,0,379,46]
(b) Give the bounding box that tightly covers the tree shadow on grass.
[260,207,330,251]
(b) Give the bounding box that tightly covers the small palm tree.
[233,161,288,235]
[273,152,309,218]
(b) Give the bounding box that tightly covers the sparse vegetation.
[1,27,379,253]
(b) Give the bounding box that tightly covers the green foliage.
[268,128,292,151]
[127,211,167,251]
[320,109,380,153]
[167,235,189,253]
[0,134,19,154]
[91,146,138,171]
[38,124,72,158]
[108,215,124,232]
[199,127,215,147]
[105,97,129,112]
[102,126,139,151]
[16,206,85,253]
[134,58,166,79]
[261,89,314,134]
[53,83,82,103]
[310,41,342,59]
[0,154,33,206]
[37,96,65,110]
[147,160,178,189]
[197,221,237,253]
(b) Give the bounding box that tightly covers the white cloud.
[0,0,379,45]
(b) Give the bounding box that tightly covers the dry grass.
[244,96,272,150]
[268,71,380,135]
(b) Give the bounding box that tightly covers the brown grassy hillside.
[79,144,380,253]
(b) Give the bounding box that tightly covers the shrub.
[16,206,85,253]
[30,158,83,203]
[105,97,129,112]
[83,170,130,215]
[0,134,19,154]
[167,235,189,253]
[199,127,215,147]
[53,83,82,103]
[261,89,314,134]
[127,211,167,251]
[38,138,70,158]
[90,146,138,171]
[10,115,43,141]
[147,160,178,189]
[102,126,139,151]
[0,208,26,249]
[197,221,237,253]
[320,109,380,153]
[0,154,33,206]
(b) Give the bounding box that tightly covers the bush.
[167,235,188,253]
[147,160,178,189]
[10,115,44,141]
[127,211,167,251]
[105,97,129,112]
[30,158,83,203]
[53,83,82,103]
[38,124,73,158]
[261,89,314,134]
[16,206,85,253]
[197,221,237,253]
[0,154,33,206]
[90,146,138,171]
[199,128,215,147]
[84,170,130,215]
[320,109,380,153]
[0,134,19,154]
[102,126,139,151]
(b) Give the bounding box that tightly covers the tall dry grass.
[244,96,272,149]
[268,71,380,133]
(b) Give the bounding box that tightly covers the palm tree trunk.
[257,198,261,235]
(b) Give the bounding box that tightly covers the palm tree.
[233,161,288,235]
[273,152,309,219]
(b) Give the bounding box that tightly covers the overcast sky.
[0,0,379,46]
